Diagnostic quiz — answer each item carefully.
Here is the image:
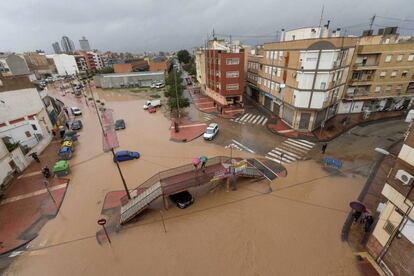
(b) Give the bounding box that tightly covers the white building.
[0,77,53,156]
[47,54,79,75]
[0,138,29,188]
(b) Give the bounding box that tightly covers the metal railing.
[120,156,231,205]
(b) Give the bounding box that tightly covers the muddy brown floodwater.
[5,86,363,275]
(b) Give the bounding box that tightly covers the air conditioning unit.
[395,170,414,186]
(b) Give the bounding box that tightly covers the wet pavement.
[2,83,410,275]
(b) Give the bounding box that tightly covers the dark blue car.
[113,150,140,162]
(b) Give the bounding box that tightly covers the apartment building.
[366,122,414,275]
[47,54,78,75]
[195,48,206,87]
[340,34,414,115]
[247,27,357,131]
[24,52,54,79]
[74,55,88,72]
[0,53,31,76]
[204,39,245,108]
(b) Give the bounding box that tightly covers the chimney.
[280,29,285,42]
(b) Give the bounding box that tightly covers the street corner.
[170,122,207,142]
[96,190,125,245]
[0,177,69,255]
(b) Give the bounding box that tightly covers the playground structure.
[119,156,272,224]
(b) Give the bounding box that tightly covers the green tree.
[164,69,190,115]
[177,49,191,64]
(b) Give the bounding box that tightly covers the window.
[226,58,239,65]
[226,84,239,91]
[397,54,403,62]
[306,57,317,62]
[375,86,381,93]
[385,85,392,93]
[31,124,37,131]
[408,54,414,61]
[320,82,326,89]
[276,68,281,77]
[396,84,402,93]
[385,55,392,63]
[402,71,408,78]
[25,131,31,137]
[380,71,387,79]
[384,220,396,235]
[391,70,397,78]
[226,71,239,78]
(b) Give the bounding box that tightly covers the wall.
[0,88,44,122]
[47,54,78,75]
[149,60,167,72]
[6,54,30,75]
[113,64,133,73]
[337,101,364,114]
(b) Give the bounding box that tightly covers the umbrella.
[349,201,366,213]
[199,156,208,163]
[192,157,200,166]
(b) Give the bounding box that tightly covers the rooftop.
[100,71,165,78]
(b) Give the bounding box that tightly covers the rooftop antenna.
[318,5,324,28]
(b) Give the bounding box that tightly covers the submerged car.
[169,191,194,209]
[203,123,219,140]
[115,119,126,130]
[71,120,83,130]
[113,150,140,162]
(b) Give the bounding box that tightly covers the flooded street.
[5,87,365,275]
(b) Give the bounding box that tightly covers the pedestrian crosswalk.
[202,113,215,122]
[265,138,316,164]
[230,113,268,126]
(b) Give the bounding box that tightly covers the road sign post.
[97,218,111,244]
[42,180,56,205]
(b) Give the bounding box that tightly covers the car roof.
[116,119,124,123]
[116,150,129,155]
[71,106,80,109]
[208,123,218,128]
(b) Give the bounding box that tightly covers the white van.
[143,99,161,109]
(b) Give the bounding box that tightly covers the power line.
[376,15,414,22]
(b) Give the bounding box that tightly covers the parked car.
[115,119,126,130]
[71,120,83,130]
[150,82,165,89]
[143,99,161,109]
[70,107,82,116]
[113,150,140,162]
[203,123,219,140]
[169,191,194,209]
[148,106,157,113]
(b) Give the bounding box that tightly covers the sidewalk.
[267,111,405,142]
[170,120,207,142]
[0,140,69,255]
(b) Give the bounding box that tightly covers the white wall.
[310,92,327,108]
[300,51,318,70]
[398,144,414,167]
[314,73,332,89]
[0,88,44,122]
[293,90,310,108]
[284,27,323,41]
[318,51,338,70]
[47,54,78,75]
[296,73,314,89]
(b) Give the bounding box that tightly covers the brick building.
[113,63,133,73]
[148,57,169,73]
[204,39,245,109]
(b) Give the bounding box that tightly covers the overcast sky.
[1,0,413,54]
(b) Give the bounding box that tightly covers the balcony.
[353,62,379,70]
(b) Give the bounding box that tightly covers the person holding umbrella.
[200,155,208,173]
[192,157,200,171]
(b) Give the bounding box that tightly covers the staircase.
[238,167,263,178]
[120,182,162,224]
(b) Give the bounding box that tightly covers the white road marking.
[267,152,293,163]
[287,138,314,149]
[247,115,258,123]
[252,115,262,124]
[261,118,269,125]
[231,139,255,153]
[270,149,298,160]
[265,156,282,164]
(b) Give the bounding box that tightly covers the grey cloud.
[0,0,413,53]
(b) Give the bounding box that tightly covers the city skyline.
[1,0,414,53]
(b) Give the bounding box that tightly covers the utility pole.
[87,72,131,200]
[369,14,376,31]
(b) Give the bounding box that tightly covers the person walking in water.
[321,143,328,154]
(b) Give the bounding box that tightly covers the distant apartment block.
[79,36,91,51]
[61,36,75,53]
[52,42,62,54]
[46,54,78,75]
[247,27,357,131]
